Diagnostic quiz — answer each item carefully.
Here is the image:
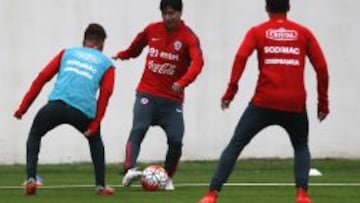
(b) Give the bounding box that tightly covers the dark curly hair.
[266,0,290,13]
[160,0,182,12]
[84,23,107,42]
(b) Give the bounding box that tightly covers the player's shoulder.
[65,46,82,51]
[286,20,316,40]
[146,21,163,30]
[247,20,271,35]
[62,46,82,57]
[65,46,102,54]
[287,19,312,32]
[65,46,95,54]
[180,22,201,42]
[65,47,112,64]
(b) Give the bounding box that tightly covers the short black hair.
[84,23,107,42]
[266,0,290,13]
[160,0,183,12]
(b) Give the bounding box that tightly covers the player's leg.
[158,99,184,190]
[282,110,312,203]
[87,131,106,186]
[209,103,272,191]
[160,101,184,178]
[124,93,155,170]
[122,93,155,186]
[87,130,114,195]
[67,105,114,195]
[282,110,310,189]
[199,104,273,202]
[26,101,67,194]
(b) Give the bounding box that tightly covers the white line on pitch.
[1,182,360,189]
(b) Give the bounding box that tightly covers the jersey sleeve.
[115,26,149,59]
[175,34,204,87]
[306,30,329,114]
[86,66,115,134]
[222,28,256,101]
[14,50,64,117]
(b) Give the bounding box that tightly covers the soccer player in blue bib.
[14,23,116,196]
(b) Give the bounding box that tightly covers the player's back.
[49,46,113,118]
[250,14,314,112]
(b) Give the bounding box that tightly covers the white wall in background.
[1,0,359,164]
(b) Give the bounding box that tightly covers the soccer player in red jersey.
[14,23,115,196]
[113,0,204,190]
[198,0,329,203]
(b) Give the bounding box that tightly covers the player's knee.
[168,139,183,150]
[293,144,309,152]
[128,124,149,144]
[131,123,149,135]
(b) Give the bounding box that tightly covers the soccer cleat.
[197,191,218,203]
[122,167,142,187]
[25,178,37,195]
[96,185,115,196]
[296,188,313,203]
[164,178,175,190]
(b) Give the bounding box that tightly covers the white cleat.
[122,168,142,187]
[164,178,175,190]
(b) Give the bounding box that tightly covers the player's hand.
[112,51,127,61]
[318,111,328,122]
[111,56,120,60]
[221,100,231,110]
[172,82,184,93]
[84,121,99,137]
[14,110,23,120]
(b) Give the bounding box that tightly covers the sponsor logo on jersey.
[160,51,179,61]
[149,47,160,57]
[149,47,179,61]
[63,59,98,80]
[264,46,300,55]
[264,58,300,66]
[73,50,101,64]
[147,60,176,75]
[66,60,97,73]
[266,28,298,41]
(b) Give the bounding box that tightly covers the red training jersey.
[116,21,204,103]
[223,14,329,113]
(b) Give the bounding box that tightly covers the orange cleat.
[198,191,218,203]
[296,188,313,203]
[96,186,115,196]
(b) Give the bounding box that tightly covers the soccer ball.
[140,165,169,191]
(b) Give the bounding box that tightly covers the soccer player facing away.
[112,0,204,190]
[14,23,115,196]
[198,0,329,203]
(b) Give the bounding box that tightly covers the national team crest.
[174,41,182,51]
